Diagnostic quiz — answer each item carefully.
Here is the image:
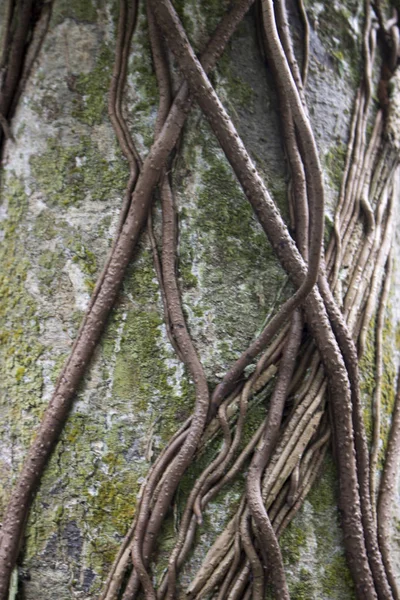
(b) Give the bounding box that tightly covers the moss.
[179,264,198,289]
[307,455,337,513]
[359,318,377,445]
[196,152,270,266]
[87,456,137,533]
[279,454,355,598]
[376,308,397,469]
[395,320,400,349]
[126,2,159,149]
[51,0,99,25]
[200,0,231,36]
[37,249,65,290]
[72,45,114,126]
[171,0,196,41]
[324,214,334,250]
[30,135,129,207]
[291,568,317,600]
[0,177,45,514]
[325,141,347,191]
[310,0,363,85]
[71,242,98,288]
[280,523,308,566]
[322,553,355,598]
[102,244,195,445]
[309,455,355,599]
[176,124,287,374]
[25,410,141,583]
[216,53,256,114]
[32,210,57,241]
[359,304,398,464]
[240,385,272,448]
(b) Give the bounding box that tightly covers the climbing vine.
[1,0,400,599]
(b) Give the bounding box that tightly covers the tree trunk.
[1,0,400,599]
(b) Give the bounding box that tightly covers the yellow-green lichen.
[176,121,287,372]
[308,0,363,85]
[377,308,397,469]
[279,454,355,599]
[103,243,196,445]
[71,242,98,290]
[309,455,355,599]
[51,0,99,25]
[72,45,114,126]
[325,142,347,191]
[216,52,256,114]
[0,177,45,514]
[125,2,159,149]
[30,136,129,206]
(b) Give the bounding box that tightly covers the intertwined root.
[101,1,400,599]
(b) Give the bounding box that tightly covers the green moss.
[32,210,57,241]
[322,553,355,598]
[30,135,129,207]
[197,155,270,265]
[51,0,99,25]
[376,309,397,469]
[325,142,347,191]
[279,454,355,598]
[280,523,308,566]
[240,386,272,448]
[126,3,159,149]
[310,456,355,599]
[171,0,196,40]
[103,244,195,444]
[71,242,98,289]
[200,0,231,35]
[324,214,334,249]
[72,45,114,126]
[88,456,137,533]
[359,318,376,445]
[175,122,287,373]
[25,410,141,581]
[0,177,45,514]
[396,320,400,349]
[216,53,256,113]
[308,455,337,513]
[359,305,398,464]
[37,249,65,290]
[311,0,363,85]
[291,568,317,600]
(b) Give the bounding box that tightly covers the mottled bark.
[0,1,400,599]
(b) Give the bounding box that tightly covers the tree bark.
[0,1,400,599]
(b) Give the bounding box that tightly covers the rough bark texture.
[0,0,400,599]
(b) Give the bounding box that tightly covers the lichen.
[72,45,114,126]
[51,0,99,25]
[1,0,388,596]
[325,142,347,191]
[278,455,355,599]
[359,317,377,445]
[30,135,128,207]
[307,0,363,86]
[124,2,159,150]
[0,177,45,513]
[175,118,287,377]
[377,305,398,469]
